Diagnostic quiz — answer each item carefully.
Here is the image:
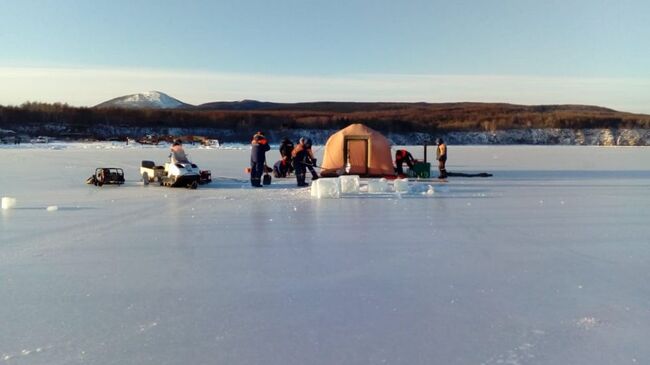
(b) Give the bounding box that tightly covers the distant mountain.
[95,91,192,109]
[194,100,622,114]
[196,100,423,112]
[96,93,622,115]
[196,99,283,111]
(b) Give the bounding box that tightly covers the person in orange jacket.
[291,138,310,187]
[304,138,319,181]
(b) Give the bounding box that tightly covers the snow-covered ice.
[1,145,649,365]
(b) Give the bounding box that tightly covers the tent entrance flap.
[344,137,369,175]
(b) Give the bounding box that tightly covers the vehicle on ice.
[140,160,210,189]
[86,168,125,186]
[30,136,49,144]
[201,139,219,148]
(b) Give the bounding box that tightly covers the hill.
[95,91,193,109]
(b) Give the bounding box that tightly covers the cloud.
[1,66,649,113]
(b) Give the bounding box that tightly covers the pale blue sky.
[1,0,649,111]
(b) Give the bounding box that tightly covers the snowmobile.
[140,160,201,189]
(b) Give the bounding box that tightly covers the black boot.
[297,174,308,187]
[251,177,262,187]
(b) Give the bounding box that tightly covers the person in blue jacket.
[250,132,270,187]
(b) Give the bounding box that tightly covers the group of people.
[250,133,319,188]
[171,134,449,188]
[394,138,447,179]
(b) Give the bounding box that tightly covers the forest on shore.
[1,101,649,141]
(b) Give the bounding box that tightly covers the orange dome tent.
[320,124,395,177]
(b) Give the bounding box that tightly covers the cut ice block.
[394,178,410,193]
[339,175,360,194]
[310,182,318,198]
[367,178,389,193]
[1,197,16,210]
[311,178,341,199]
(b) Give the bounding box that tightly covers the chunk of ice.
[1,197,16,210]
[339,175,360,194]
[367,178,389,193]
[394,178,410,193]
[311,178,341,199]
[46,206,58,212]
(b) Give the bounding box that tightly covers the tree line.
[1,102,649,141]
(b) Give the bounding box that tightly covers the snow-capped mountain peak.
[95,91,192,109]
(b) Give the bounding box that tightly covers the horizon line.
[1,66,649,113]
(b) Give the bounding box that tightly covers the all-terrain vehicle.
[140,160,203,189]
[86,168,125,186]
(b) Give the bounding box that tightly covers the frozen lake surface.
[1,144,649,365]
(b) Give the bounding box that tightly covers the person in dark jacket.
[279,138,294,158]
[250,132,270,187]
[279,137,294,176]
[304,138,319,181]
[436,138,448,179]
[291,138,310,187]
[395,149,415,176]
[279,137,294,158]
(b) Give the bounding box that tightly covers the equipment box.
[408,162,431,178]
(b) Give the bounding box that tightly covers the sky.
[0,0,649,112]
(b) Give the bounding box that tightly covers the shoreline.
[3,126,650,147]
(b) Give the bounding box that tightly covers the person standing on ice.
[250,132,270,187]
[170,139,190,163]
[291,138,310,187]
[304,138,319,181]
[436,138,448,179]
